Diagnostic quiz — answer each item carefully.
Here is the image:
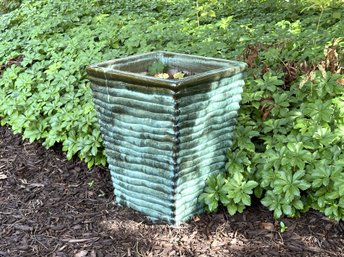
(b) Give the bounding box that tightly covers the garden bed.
[0,125,343,257]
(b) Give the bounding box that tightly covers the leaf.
[219,192,230,205]
[293,199,304,210]
[282,204,293,216]
[208,199,218,212]
[313,127,337,146]
[325,192,339,200]
[332,12,341,20]
[23,128,41,143]
[261,191,276,210]
[207,174,218,189]
[233,194,242,204]
[173,72,185,79]
[338,197,344,208]
[147,61,166,76]
[87,158,95,169]
[227,204,237,215]
[216,173,227,187]
[226,190,236,199]
[274,207,283,219]
[317,196,326,208]
[254,186,263,198]
[297,181,311,191]
[232,171,243,185]
[293,170,305,181]
[199,192,218,212]
[243,180,258,194]
[279,221,287,233]
[237,204,245,213]
[154,73,169,79]
[241,194,251,206]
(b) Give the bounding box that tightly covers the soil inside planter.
[142,61,195,80]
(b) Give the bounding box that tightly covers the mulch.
[0,125,343,257]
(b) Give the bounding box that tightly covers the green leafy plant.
[279,221,287,233]
[0,0,343,222]
[199,172,258,214]
[87,180,95,188]
[197,1,343,221]
[147,61,167,76]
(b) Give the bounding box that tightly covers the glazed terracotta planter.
[87,51,247,224]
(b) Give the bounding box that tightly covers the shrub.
[0,0,343,219]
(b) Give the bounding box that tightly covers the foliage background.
[0,0,343,220]
[0,0,21,13]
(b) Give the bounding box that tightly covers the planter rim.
[87,51,247,90]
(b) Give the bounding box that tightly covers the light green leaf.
[227,204,237,216]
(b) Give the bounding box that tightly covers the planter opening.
[88,51,247,89]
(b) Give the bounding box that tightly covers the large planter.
[87,51,247,224]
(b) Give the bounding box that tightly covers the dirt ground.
[0,125,343,257]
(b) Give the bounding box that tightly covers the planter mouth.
[87,51,247,90]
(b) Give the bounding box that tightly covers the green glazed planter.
[87,51,247,224]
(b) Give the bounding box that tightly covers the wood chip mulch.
[0,125,343,257]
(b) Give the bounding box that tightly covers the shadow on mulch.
[0,125,343,257]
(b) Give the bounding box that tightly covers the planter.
[87,51,247,224]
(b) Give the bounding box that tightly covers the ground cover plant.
[0,0,343,223]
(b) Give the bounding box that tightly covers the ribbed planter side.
[174,73,244,222]
[91,80,177,222]
[87,51,246,224]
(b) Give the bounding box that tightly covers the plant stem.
[196,0,200,27]
[316,8,324,32]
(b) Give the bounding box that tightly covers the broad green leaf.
[227,204,237,216]
[293,199,304,210]
[282,204,293,216]
[242,194,251,206]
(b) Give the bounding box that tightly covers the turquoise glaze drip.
[87,51,247,224]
